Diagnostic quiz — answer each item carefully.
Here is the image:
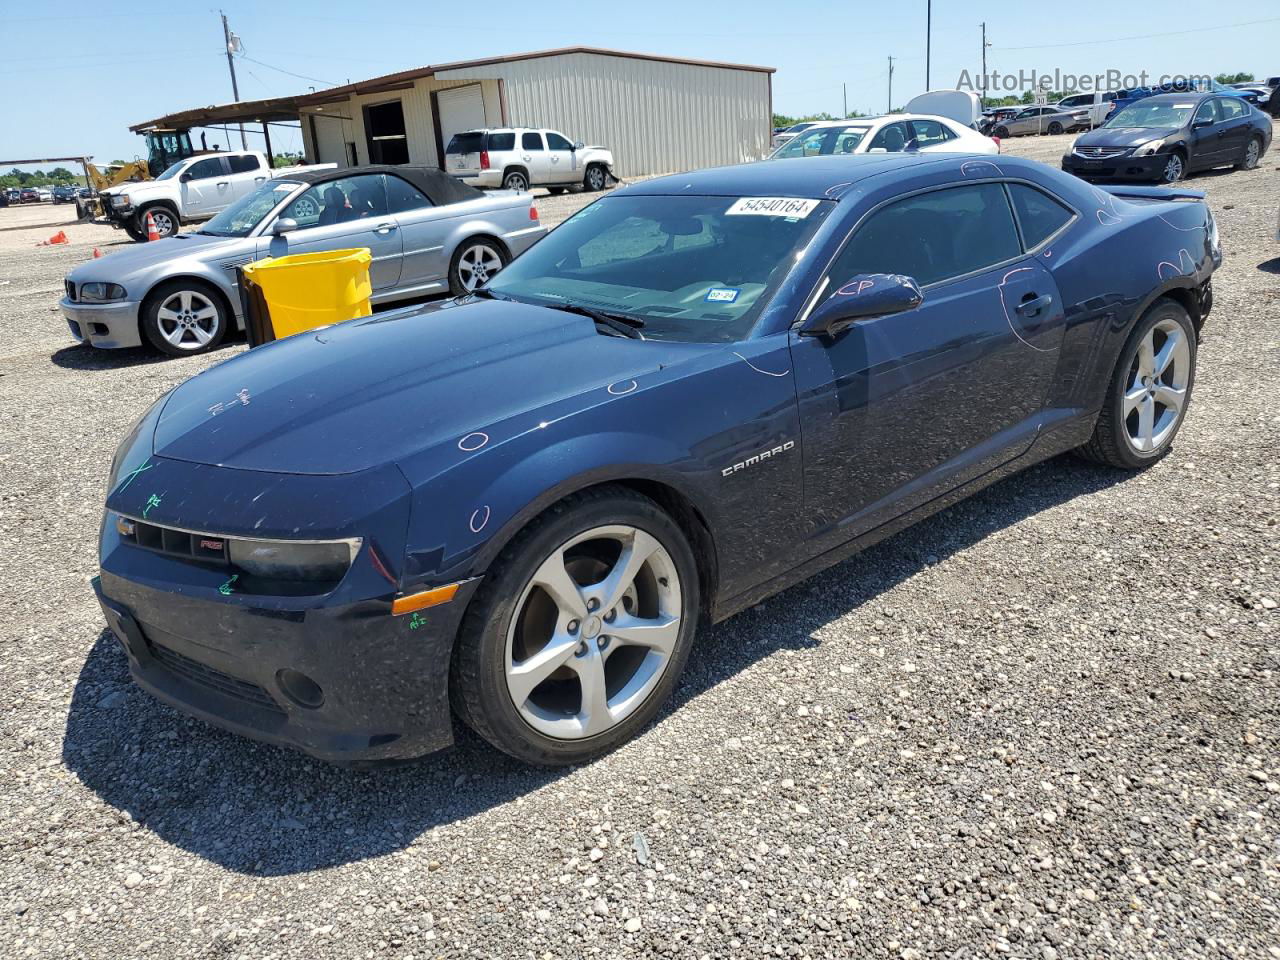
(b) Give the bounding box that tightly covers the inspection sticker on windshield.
[726,197,820,218]
[705,287,740,303]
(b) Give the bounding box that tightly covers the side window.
[545,131,573,151]
[1193,100,1218,125]
[1060,94,1089,108]
[486,132,515,151]
[828,183,1020,289]
[777,128,832,157]
[521,132,544,151]
[867,122,908,152]
[1103,92,1117,102]
[186,158,225,180]
[229,155,261,173]
[909,119,952,146]
[385,175,432,214]
[1007,183,1074,249]
[1218,98,1245,120]
[290,174,388,229]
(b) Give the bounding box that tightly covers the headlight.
[228,538,360,583]
[1207,209,1220,256]
[1135,139,1166,156]
[111,194,130,207]
[79,282,127,303]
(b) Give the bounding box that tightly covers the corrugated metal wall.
[437,53,771,178]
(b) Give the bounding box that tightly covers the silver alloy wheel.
[1244,139,1260,169]
[1162,154,1184,182]
[457,243,503,291]
[1122,317,1190,454]
[586,166,606,191]
[148,209,177,237]
[504,171,528,191]
[155,289,220,350]
[504,524,682,740]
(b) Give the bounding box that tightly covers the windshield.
[485,194,834,343]
[154,160,187,181]
[1105,101,1194,128]
[771,125,871,158]
[199,181,301,237]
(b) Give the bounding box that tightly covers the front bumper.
[1062,151,1166,181]
[61,297,143,349]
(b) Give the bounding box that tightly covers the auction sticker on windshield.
[726,197,820,218]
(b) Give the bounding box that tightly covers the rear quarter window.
[486,132,515,151]
[1007,183,1074,249]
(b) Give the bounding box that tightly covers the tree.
[1214,72,1254,85]
[272,153,303,168]
[48,167,75,182]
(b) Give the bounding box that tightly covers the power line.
[997,16,1280,51]
[238,55,340,87]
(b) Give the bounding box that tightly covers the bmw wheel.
[584,164,608,192]
[1076,297,1196,469]
[1238,135,1262,170]
[1160,151,1186,183]
[451,486,700,765]
[449,238,507,295]
[141,280,228,357]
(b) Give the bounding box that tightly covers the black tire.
[448,237,508,296]
[546,186,567,196]
[134,205,178,239]
[583,164,608,192]
[502,168,529,192]
[450,486,701,766]
[994,125,1010,139]
[1048,121,1064,135]
[122,221,147,243]
[1236,135,1262,170]
[1159,150,1186,183]
[1076,298,1196,469]
[140,279,229,357]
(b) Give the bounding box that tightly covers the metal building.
[296,46,774,179]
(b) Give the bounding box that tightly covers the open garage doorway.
[364,99,409,164]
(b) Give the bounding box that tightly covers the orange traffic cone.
[50,230,68,245]
[92,247,103,258]
[145,212,160,242]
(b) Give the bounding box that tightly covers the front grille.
[1075,146,1129,159]
[128,519,229,566]
[65,279,76,301]
[149,640,283,714]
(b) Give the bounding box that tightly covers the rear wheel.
[994,125,1010,138]
[451,486,700,765]
[1159,151,1186,183]
[448,238,507,295]
[1237,135,1262,170]
[1076,298,1196,469]
[502,169,529,192]
[141,280,228,357]
[1048,121,1064,135]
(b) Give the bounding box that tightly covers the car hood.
[1077,126,1181,148]
[68,233,244,281]
[152,300,705,476]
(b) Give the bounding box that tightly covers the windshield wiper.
[545,302,646,340]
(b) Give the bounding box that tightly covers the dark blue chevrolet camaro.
[96,153,1220,767]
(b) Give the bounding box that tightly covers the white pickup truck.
[99,151,332,241]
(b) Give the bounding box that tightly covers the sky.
[2,0,1277,170]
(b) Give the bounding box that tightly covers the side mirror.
[179,172,193,183]
[799,274,924,338]
[271,217,298,236]
[573,141,584,150]
[1192,117,1213,128]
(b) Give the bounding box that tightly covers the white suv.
[445,128,615,194]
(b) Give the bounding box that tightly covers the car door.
[227,154,269,202]
[788,181,1066,545]
[864,122,911,153]
[271,173,403,291]
[1187,98,1223,168]
[384,172,451,290]
[1214,97,1252,164]
[544,131,577,183]
[520,131,551,183]
[179,157,230,218]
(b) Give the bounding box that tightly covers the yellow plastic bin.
[240,248,373,344]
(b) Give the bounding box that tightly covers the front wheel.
[994,125,1010,139]
[1159,151,1186,183]
[141,280,228,356]
[1075,298,1196,469]
[1048,121,1064,135]
[448,238,507,295]
[1237,135,1262,170]
[583,164,608,192]
[450,486,700,765]
[134,205,178,239]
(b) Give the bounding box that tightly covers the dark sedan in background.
[96,154,1220,767]
[1063,92,1272,183]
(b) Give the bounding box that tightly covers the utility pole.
[924,0,934,91]
[843,83,848,118]
[888,56,895,113]
[981,22,990,107]
[221,11,247,149]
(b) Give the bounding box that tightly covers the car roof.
[1136,92,1212,104]
[283,163,483,205]
[625,153,1021,200]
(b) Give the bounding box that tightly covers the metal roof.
[129,96,307,133]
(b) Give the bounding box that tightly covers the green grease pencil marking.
[218,575,239,596]
[116,460,153,493]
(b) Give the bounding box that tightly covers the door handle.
[374,222,397,234]
[1016,293,1053,319]
[217,181,229,186]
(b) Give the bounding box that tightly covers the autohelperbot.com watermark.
[956,69,1212,94]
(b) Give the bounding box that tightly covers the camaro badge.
[722,440,795,477]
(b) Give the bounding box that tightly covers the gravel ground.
[1,130,1278,959]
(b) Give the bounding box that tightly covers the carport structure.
[128,95,307,167]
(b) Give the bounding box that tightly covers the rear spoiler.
[1100,184,1205,202]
